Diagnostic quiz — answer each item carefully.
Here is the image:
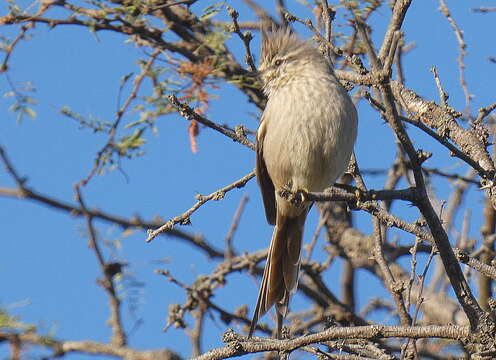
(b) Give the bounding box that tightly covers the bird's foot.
[279,187,309,208]
[480,178,494,190]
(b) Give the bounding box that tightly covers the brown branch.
[301,264,369,327]
[310,193,434,244]
[228,7,257,72]
[152,0,198,10]
[341,259,355,312]
[348,156,412,345]
[156,268,272,336]
[363,90,484,176]
[431,66,450,109]
[439,0,471,110]
[423,167,479,185]
[188,307,206,357]
[378,0,412,63]
[275,0,288,27]
[444,169,476,234]
[320,0,334,59]
[304,212,327,262]
[79,50,160,186]
[242,0,278,24]
[389,80,495,199]
[281,184,435,244]
[0,145,222,257]
[167,95,256,150]
[193,325,469,360]
[146,171,255,242]
[0,331,181,360]
[0,24,33,73]
[284,10,364,72]
[455,249,496,281]
[224,194,249,261]
[471,7,496,13]
[353,0,488,328]
[476,102,496,123]
[74,186,126,346]
[381,79,485,329]
[301,185,417,203]
[0,185,223,257]
[379,71,487,334]
[372,218,412,328]
[479,161,496,309]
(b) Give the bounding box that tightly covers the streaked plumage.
[250,28,358,338]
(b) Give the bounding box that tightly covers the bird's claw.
[279,186,308,208]
[292,188,309,208]
[480,179,494,190]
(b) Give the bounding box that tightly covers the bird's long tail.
[249,211,307,338]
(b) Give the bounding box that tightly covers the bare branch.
[439,0,471,110]
[224,194,249,261]
[0,331,181,360]
[167,95,256,151]
[193,325,469,360]
[74,186,126,346]
[455,249,496,281]
[228,7,257,72]
[146,171,255,242]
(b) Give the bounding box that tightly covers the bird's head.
[259,28,327,95]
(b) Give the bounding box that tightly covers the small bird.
[250,28,358,338]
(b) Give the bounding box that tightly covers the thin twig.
[475,102,496,123]
[430,66,449,108]
[146,171,255,242]
[363,90,486,176]
[79,50,160,187]
[152,0,198,10]
[379,55,485,333]
[0,144,222,257]
[0,331,182,360]
[228,7,257,72]
[372,216,412,327]
[275,0,288,27]
[439,0,471,111]
[224,194,249,261]
[320,0,333,59]
[74,186,127,346]
[455,249,496,281]
[471,7,496,13]
[0,24,33,73]
[168,95,255,150]
[304,213,327,262]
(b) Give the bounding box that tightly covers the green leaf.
[200,1,226,21]
[0,308,36,331]
[24,107,36,120]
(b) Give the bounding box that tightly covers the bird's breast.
[261,76,357,193]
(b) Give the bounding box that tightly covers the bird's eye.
[274,59,283,66]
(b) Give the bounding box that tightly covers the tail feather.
[249,212,306,338]
[283,215,305,293]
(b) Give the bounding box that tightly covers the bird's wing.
[256,118,276,225]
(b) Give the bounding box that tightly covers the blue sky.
[1,1,495,359]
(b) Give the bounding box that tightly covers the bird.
[249,28,358,338]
